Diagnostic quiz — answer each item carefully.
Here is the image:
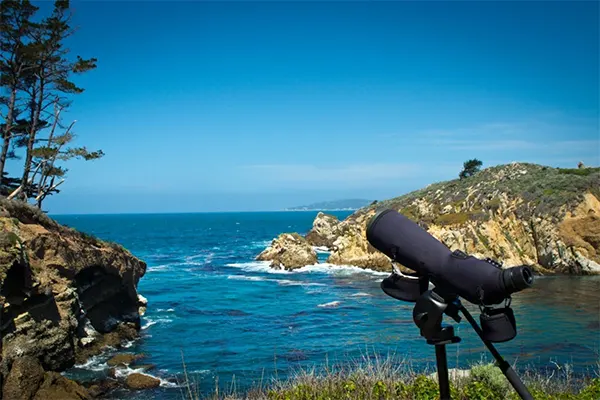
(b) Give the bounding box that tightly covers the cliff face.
[327,163,600,274]
[0,200,146,399]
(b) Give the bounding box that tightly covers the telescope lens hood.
[480,307,517,343]
[380,272,429,303]
[502,266,534,295]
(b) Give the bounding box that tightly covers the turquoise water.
[56,212,600,398]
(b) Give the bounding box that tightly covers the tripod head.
[380,264,520,344]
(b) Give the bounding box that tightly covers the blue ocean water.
[55,212,600,398]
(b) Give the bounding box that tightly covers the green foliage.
[409,375,439,399]
[435,212,471,226]
[459,158,483,180]
[558,167,600,177]
[0,0,104,207]
[578,378,600,400]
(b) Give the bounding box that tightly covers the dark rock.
[125,373,161,390]
[86,379,119,398]
[32,372,90,400]
[106,353,145,367]
[2,356,45,400]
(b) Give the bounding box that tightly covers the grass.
[179,353,600,400]
[349,163,600,225]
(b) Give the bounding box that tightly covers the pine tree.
[0,0,37,184]
[459,159,483,180]
[3,0,103,205]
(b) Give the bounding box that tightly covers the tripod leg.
[459,305,533,400]
[435,344,451,400]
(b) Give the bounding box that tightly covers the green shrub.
[578,378,600,400]
[469,363,509,397]
[435,212,471,226]
[557,167,600,176]
[408,375,439,400]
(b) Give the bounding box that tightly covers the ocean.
[54,211,600,399]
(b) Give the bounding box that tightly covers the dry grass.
[178,351,600,400]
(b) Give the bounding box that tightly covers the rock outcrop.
[0,199,146,399]
[305,212,341,248]
[327,163,600,274]
[256,233,317,270]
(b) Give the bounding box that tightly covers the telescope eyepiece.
[502,266,534,295]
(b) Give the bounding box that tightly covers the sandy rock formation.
[0,199,146,399]
[326,164,600,274]
[256,233,317,270]
[305,212,341,248]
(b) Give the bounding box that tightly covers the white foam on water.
[122,340,136,348]
[227,261,291,275]
[141,318,173,330]
[227,261,389,277]
[349,292,372,297]
[227,275,325,287]
[275,279,326,287]
[318,301,342,308]
[147,264,173,272]
[313,246,331,253]
[73,355,107,371]
[156,308,175,312]
[294,263,390,277]
[113,367,177,388]
[227,275,267,282]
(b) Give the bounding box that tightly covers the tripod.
[413,289,533,400]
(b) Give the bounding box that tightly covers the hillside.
[285,199,372,211]
[258,163,600,275]
[327,163,600,274]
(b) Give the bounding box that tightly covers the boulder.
[2,356,45,400]
[326,223,391,271]
[32,372,90,400]
[125,373,161,390]
[305,212,341,248]
[256,233,317,270]
[106,353,145,367]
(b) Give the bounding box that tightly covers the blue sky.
[8,1,598,214]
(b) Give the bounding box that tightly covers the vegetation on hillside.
[350,163,600,226]
[181,357,600,400]
[0,0,103,208]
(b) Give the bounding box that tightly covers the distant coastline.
[285,199,372,212]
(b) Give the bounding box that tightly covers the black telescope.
[366,208,533,305]
[366,208,535,400]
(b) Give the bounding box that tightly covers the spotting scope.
[366,209,533,305]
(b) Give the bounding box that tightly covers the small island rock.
[125,373,161,390]
[256,233,318,270]
[305,212,341,248]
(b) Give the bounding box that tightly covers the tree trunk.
[20,79,44,199]
[0,87,18,180]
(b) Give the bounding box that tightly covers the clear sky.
[8,0,599,214]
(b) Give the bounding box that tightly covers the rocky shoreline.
[0,199,148,399]
[257,164,600,275]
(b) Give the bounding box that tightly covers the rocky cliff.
[0,199,146,399]
[327,163,600,274]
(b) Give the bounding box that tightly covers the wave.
[113,367,178,388]
[313,246,331,253]
[227,275,326,287]
[226,262,389,277]
[318,301,342,308]
[141,318,173,330]
[147,265,174,272]
[294,263,390,277]
[349,292,372,297]
[73,355,108,371]
[226,261,291,275]
[156,308,175,312]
